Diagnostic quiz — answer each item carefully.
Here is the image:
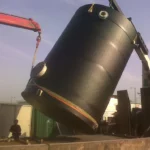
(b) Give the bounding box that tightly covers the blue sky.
[0,0,150,103]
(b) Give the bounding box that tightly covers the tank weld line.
[108,18,136,42]
[35,84,98,128]
[109,41,126,62]
[96,64,114,83]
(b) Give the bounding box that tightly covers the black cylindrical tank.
[22,4,136,133]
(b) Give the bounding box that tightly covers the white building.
[0,97,142,138]
[103,96,142,120]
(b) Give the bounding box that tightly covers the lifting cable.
[31,31,41,73]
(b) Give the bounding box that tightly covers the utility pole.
[134,88,136,107]
[10,97,12,104]
[130,87,136,107]
[10,96,15,104]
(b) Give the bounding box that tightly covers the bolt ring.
[99,10,109,19]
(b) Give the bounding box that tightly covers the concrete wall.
[0,104,32,138]
[0,144,48,150]
[0,104,21,137]
[49,138,150,150]
[1,138,150,150]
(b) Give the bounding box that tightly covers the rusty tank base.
[22,83,98,134]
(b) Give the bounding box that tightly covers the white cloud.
[146,41,150,57]
[81,0,106,3]
[11,47,32,60]
[19,30,54,47]
[62,0,106,6]
[42,38,54,47]
[116,71,141,90]
[0,55,11,60]
[131,50,138,57]
[63,0,77,6]
[0,80,5,84]
[146,41,150,49]
[0,41,32,60]
[114,70,142,101]
[123,71,141,83]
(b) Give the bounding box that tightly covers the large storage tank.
[22,4,136,133]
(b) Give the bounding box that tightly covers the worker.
[108,112,118,134]
[9,119,21,140]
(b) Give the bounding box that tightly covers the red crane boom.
[0,12,42,70]
[0,12,41,32]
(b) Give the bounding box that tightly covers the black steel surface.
[116,90,131,135]
[141,87,150,131]
[22,4,136,133]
